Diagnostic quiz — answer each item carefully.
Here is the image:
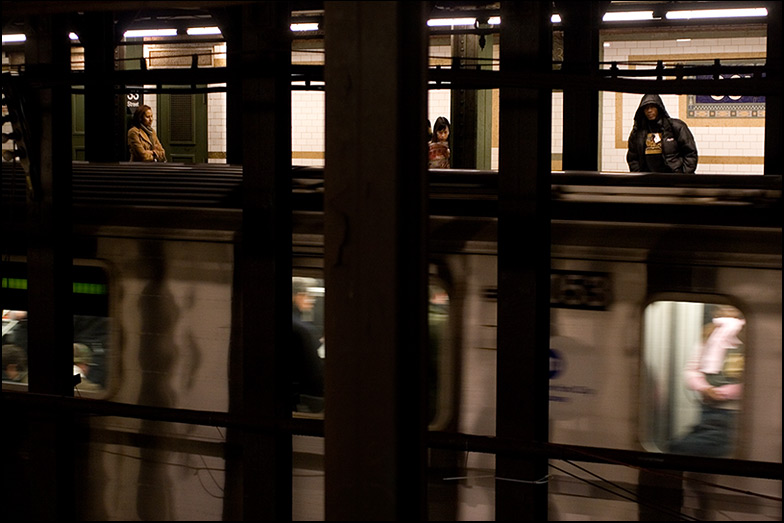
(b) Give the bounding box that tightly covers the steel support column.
[764,0,782,176]
[558,1,604,172]
[324,1,429,520]
[23,16,75,405]
[224,3,293,520]
[497,2,552,520]
[82,11,123,162]
[451,34,479,169]
[213,5,244,166]
[22,13,75,520]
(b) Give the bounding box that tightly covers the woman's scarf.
[140,123,155,140]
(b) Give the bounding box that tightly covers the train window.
[292,276,325,415]
[2,261,112,395]
[640,300,745,458]
[290,274,452,427]
[429,282,452,430]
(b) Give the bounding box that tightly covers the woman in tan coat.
[128,104,167,162]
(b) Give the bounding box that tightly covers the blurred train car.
[430,173,781,520]
[2,163,780,520]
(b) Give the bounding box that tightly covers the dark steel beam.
[22,18,75,404]
[450,34,479,169]
[764,0,782,175]
[223,3,293,521]
[20,13,76,521]
[428,67,781,95]
[558,1,604,171]
[496,2,552,520]
[81,11,125,162]
[324,1,429,520]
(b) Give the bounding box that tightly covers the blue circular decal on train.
[549,336,599,419]
[549,348,563,379]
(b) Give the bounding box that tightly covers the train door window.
[429,281,452,430]
[640,299,745,458]
[292,276,325,415]
[289,274,453,426]
[2,260,112,395]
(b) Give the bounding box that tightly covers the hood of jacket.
[634,93,671,126]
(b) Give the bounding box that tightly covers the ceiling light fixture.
[123,29,178,39]
[427,18,476,27]
[291,23,319,32]
[666,7,768,20]
[187,26,221,36]
[603,11,655,22]
[2,33,26,43]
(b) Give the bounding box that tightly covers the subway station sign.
[126,88,143,113]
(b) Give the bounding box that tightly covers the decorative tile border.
[688,77,765,119]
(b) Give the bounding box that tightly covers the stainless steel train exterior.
[431,210,781,519]
[1,164,781,520]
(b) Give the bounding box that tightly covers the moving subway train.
[1,163,781,520]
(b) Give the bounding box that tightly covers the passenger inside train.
[670,305,745,458]
[2,310,28,385]
[73,342,102,392]
[2,343,27,383]
[2,310,108,391]
[291,277,324,413]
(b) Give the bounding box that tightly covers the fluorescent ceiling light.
[291,23,319,31]
[666,7,767,20]
[187,26,221,36]
[123,28,178,39]
[603,11,654,22]
[427,18,476,27]
[3,32,78,42]
[427,15,558,26]
[2,34,26,43]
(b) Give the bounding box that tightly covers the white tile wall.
[601,35,767,174]
[552,92,563,166]
[144,85,158,131]
[428,89,452,132]
[207,87,226,164]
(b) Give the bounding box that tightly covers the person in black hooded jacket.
[626,93,698,173]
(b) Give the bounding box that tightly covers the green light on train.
[1,278,106,295]
[2,277,28,290]
[73,282,107,295]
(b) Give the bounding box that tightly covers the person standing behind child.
[626,94,697,173]
[128,104,167,162]
[429,116,451,169]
